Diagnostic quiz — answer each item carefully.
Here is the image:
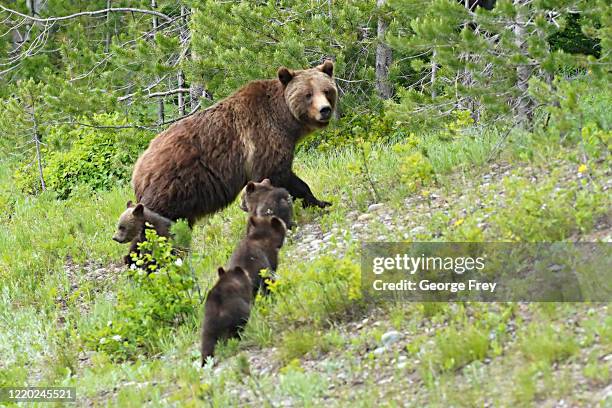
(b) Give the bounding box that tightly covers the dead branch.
[0,5,174,23]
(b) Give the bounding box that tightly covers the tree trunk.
[375,0,393,99]
[151,0,165,124]
[177,5,189,116]
[431,49,438,98]
[513,1,534,124]
[105,0,112,52]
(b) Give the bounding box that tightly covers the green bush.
[14,113,153,198]
[83,226,199,360]
[301,109,408,152]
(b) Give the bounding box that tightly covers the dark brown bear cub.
[132,61,337,227]
[227,216,286,296]
[112,201,173,264]
[240,178,295,229]
[201,266,252,364]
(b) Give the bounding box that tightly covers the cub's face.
[240,179,294,228]
[278,60,337,129]
[112,201,145,243]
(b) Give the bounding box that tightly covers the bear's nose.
[319,106,332,119]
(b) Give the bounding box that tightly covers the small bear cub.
[200,266,253,364]
[227,215,287,296]
[240,178,295,229]
[112,201,173,264]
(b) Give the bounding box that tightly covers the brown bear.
[112,201,173,264]
[239,178,295,229]
[200,266,252,364]
[132,60,337,226]
[227,215,286,296]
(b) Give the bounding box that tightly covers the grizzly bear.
[227,215,286,296]
[112,201,173,264]
[132,61,337,226]
[201,266,252,364]
[239,178,295,229]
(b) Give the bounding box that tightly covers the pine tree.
[386,0,610,131]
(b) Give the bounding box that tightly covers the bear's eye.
[305,92,312,99]
[118,226,125,231]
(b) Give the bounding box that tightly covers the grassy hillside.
[0,85,610,407]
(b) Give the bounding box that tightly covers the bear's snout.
[319,106,332,120]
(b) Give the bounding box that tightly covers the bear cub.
[112,201,173,264]
[227,215,286,296]
[200,266,252,364]
[240,178,295,229]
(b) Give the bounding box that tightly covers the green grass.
[0,86,610,406]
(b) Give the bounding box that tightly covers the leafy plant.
[14,113,153,198]
[83,228,198,360]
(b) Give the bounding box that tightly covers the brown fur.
[239,178,294,228]
[227,216,286,296]
[200,266,252,364]
[112,201,173,264]
[132,61,337,226]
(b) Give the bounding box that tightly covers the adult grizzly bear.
[132,61,337,226]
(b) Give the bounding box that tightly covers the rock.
[381,331,401,346]
[373,347,386,356]
[310,239,323,248]
[397,362,408,370]
[357,213,372,221]
[410,226,426,234]
[368,203,385,212]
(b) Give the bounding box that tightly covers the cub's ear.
[318,60,334,77]
[133,203,145,217]
[126,200,133,208]
[245,181,256,194]
[270,216,286,234]
[217,267,226,277]
[261,178,272,187]
[278,67,294,86]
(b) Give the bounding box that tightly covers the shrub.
[83,226,199,360]
[14,113,153,198]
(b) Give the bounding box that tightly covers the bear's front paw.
[303,198,332,209]
[316,200,332,208]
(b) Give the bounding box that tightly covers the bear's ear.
[318,60,334,77]
[245,181,256,194]
[217,267,226,277]
[270,216,286,234]
[278,67,294,86]
[126,200,133,208]
[133,203,144,218]
[261,178,272,187]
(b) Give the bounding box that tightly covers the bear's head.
[240,179,294,228]
[246,215,287,250]
[112,201,145,243]
[212,266,253,300]
[278,60,337,129]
